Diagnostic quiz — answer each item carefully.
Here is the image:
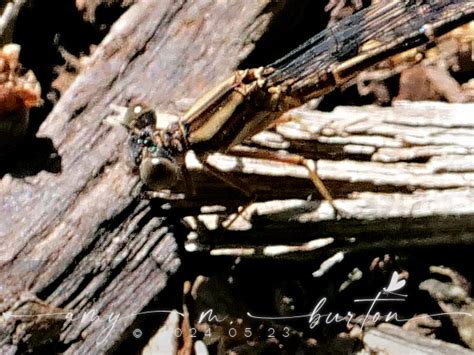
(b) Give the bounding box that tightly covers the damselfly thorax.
[109,67,316,202]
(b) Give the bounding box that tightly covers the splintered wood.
[189,102,474,202]
[187,102,474,244]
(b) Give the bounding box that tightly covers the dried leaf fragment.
[0,43,42,154]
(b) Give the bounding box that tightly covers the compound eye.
[139,156,179,191]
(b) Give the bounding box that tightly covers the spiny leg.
[227,147,342,218]
[302,159,338,212]
[201,159,254,198]
[200,159,257,229]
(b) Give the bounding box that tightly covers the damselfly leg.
[225,147,343,219]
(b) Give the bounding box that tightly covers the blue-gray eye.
[139,156,179,191]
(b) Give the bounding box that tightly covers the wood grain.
[0,0,281,352]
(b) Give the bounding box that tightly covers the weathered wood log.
[1,0,473,353]
[184,102,474,257]
[185,101,474,202]
[0,0,285,353]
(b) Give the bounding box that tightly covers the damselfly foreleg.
[199,158,258,228]
[226,147,343,218]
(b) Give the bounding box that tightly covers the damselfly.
[106,0,474,220]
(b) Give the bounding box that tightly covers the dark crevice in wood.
[69,104,88,122]
[187,172,432,203]
[0,137,61,178]
[250,215,474,243]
